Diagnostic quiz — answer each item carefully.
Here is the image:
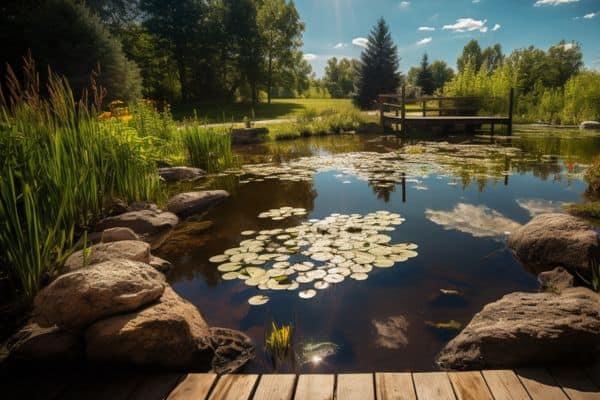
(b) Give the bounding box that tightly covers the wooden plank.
[481,370,531,400]
[294,374,334,400]
[448,371,493,400]
[129,373,184,400]
[413,372,457,400]
[167,373,217,400]
[336,373,374,400]
[550,367,600,400]
[516,368,569,400]
[252,374,296,400]
[375,372,416,400]
[208,374,258,400]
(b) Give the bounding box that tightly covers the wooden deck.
[4,366,600,400]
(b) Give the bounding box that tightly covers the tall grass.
[0,57,162,301]
[181,125,236,172]
[269,108,368,140]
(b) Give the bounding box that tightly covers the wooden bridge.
[378,88,514,135]
[5,365,600,399]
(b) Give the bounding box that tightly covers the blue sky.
[296,0,600,77]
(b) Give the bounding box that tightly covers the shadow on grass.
[171,101,304,123]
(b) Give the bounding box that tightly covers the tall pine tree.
[353,18,400,109]
[416,53,435,95]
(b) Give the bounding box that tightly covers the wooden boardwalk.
[4,365,600,400]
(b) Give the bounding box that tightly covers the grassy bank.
[171,98,357,123]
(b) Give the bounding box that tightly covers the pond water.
[160,130,600,373]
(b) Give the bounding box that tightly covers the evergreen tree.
[416,53,435,95]
[353,18,400,109]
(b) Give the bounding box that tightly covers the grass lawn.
[171,98,358,123]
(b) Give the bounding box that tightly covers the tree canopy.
[416,54,435,95]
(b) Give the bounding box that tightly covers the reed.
[265,321,293,361]
[181,125,236,172]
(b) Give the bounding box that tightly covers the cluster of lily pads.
[258,206,308,220]
[208,211,418,305]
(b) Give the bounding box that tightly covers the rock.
[101,227,140,243]
[6,322,82,362]
[507,213,599,275]
[149,256,172,272]
[166,191,229,218]
[97,209,179,237]
[108,198,128,216]
[85,287,254,372]
[538,267,574,293]
[231,127,268,145]
[157,220,213,256]
[34,260,165,330]
[127,201,160,212]
[159,166,206,182]
[580,121,600,130]
[63,240,151,271]
[436,287,600,370]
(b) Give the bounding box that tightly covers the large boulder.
[507,213,599,275]
[101,227,139,243]
[166,191,229,218]
[96,209,179,237]
[580,121,600,130]
[436,287,600,370]
[6,322,82,363]
[34,260,165,331]
[159,166,205,182]
[538,267,574,294]
[63,240,151,272]
[85,287,254,373]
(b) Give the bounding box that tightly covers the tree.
[140,0,208,102]
[83,0,140,32]
[457,39,483,73]
[416,53,435,95]
[545,41,583,88]
[257,0,304,104]
[0,0,141,102]
[430,60,454,92]
[353,18,401,109]
[324,57,358,98]
[482,44,504,74]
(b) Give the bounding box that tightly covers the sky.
[295,0,600,77]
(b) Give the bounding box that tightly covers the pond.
[159,129,599,373]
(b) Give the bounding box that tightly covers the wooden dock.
[378,88,514,135]
[4,365,600,399]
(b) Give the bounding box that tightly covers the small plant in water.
[265,321,293,363]
[578,258,600,293]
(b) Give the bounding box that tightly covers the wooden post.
[401,86,406,134]
[401,172,406,203]
[378,96,384,131]
[508,88,514,135]
[422,99,426,117]
[438,98,442,116]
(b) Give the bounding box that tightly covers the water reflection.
[425,203,521,240]
[516,199,566,217]
[372,316,409,349]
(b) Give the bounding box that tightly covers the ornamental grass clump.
[265,321,293,362]
[0,56,162,301]
[181,125,236,172]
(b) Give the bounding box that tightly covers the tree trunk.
[267,52,273,104]
[175,44,188,102]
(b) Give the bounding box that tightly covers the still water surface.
[161,131,599,373]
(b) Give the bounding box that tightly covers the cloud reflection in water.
[372,316,409,349]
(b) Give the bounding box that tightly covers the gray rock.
[127,201,160,212]
[108,198,128,216]
[436,287,600,370]
[149,256,172,272]
[166,190,229,218]
[97,209,179,237]
[538,267,574,293]
[101,227,140,243]
[34,260,165,330]
[507,213,599,275]
[85,287,254,372]
[7,322,82,362]
[158,166,206,182]
[63,240,151,272]
[580,121,600,130]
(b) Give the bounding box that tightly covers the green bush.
[181,126,236,172]
[585,156,600,194]
[561,72,600,124]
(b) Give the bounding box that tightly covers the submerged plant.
[265,321,293,362]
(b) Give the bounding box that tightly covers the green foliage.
[265,321,293,362]
[430,60,455,93]
[584,156,600,194]
[354,18,401,109]
[323,57,359,98]
[0,0,142,103]
[268,108,368,140]
[561,72,600,124]
[0,61,161,301]
[416,54,435,95]
[457,40,483,73]
[181,126,236,172]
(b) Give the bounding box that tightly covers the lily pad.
[299,289,317,299]
[248,295,269,305]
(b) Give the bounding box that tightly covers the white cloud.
[534,0,579,6]
[416,37,433,45]
[418,26,436,31]
[492,23,501,31]
[399,1,410,8]
[303,53,317,61]
[556,42,576,50]
[333,42,348,49]
[352,37,369,48]
[583,12,597,19]
[443,18,488,32]
[473,0,481,3]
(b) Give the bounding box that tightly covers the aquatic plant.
[584,156,600,194]
[0,58,162,301]
[181,125,236,172]
[265,321,293,361]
